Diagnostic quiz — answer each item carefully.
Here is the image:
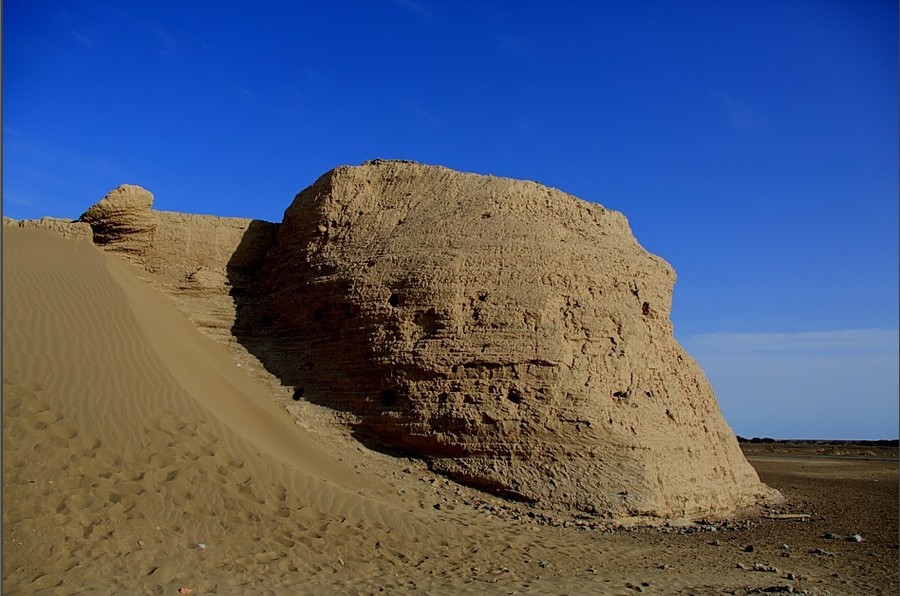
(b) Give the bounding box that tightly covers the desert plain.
[3,163,898,595]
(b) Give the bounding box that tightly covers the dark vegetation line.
[736,436,899,447]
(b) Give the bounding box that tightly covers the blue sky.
[4,1,897,439]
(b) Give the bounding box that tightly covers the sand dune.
[4,225,896,594]
[2,227,448,592]
[1,226,614,593]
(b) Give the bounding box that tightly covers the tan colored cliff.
[3,216,94,242]
[248,160,777,520]
[70,185,275,344]
[11,162,778,522]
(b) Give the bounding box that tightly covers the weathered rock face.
[75,185,278,343]
[144,211,277,343]
[79,184,157,254]
[3,216,94,242]
[244,160,776,520]
[18,164,777,521]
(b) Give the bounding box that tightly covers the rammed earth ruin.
[9,160,779,522]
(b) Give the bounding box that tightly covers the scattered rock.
[764,513,811,521]
[753,563,779,573]
[848,533,864,543]
[810,548,836,557]
[822,532,842,540]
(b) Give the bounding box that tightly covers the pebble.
[753,563,778,573]
[810,547,836,557]
[709,539,721,546]
[848,533,864,542]
[197,543,206,550]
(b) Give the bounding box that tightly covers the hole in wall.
[381,388,398,406]
[313,304,327,320]
[414,308,440,336]
[506,387,524,404]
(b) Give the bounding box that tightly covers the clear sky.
[4,1,898,439]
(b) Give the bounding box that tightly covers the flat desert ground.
[3,226,898,595]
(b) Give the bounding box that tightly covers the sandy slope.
[1,226,608,594]
[1,227,443,592]
[4,226,897,595]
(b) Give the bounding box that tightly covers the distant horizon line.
[736,436,898,445]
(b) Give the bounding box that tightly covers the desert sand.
[3,166,898,594]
